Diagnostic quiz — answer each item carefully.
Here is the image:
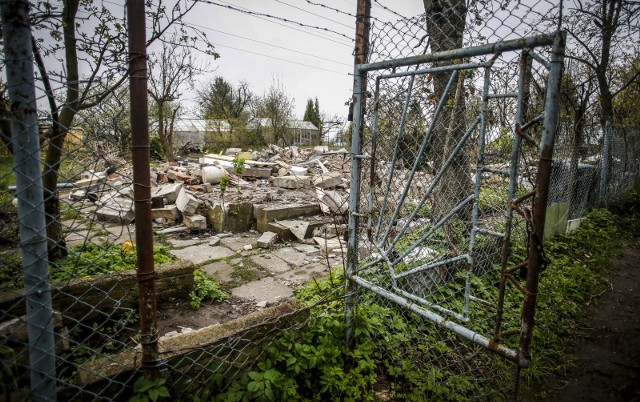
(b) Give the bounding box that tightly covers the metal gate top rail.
[357,33,556,73]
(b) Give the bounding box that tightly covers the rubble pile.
[72,145,353,251]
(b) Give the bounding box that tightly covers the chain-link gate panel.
[346,32,565,369]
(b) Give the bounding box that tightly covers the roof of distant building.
[247,118,318,131]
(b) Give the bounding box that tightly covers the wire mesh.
[1,0,639,400]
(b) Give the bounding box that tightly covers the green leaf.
[264,387,275,401]
[248,371,262,381]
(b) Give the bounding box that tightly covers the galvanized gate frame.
[346,31,566,367]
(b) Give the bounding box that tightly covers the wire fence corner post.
[127,0,160,380]
[346,0,371,345]
[519,30,567,364]
[0,0,57,399]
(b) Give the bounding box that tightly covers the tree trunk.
[423,0,471,240]
[41,0,81,259]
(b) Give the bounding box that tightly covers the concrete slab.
[168,238,207,248]
[313,171,343,189]
[221,234,260,252]
[275,263,329,286]
[250,254,291,273]
[231,277,294,304]
[272,175,310,189]
[254,203,322,232]
[201,261,235,284]
[170,245,235,265]
[278,220,309,241]
[103,225,135,243]
[271,247,309,267]
[293,244,320,254]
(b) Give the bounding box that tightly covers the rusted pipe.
[127,0,159,379]
[519,31,566,363]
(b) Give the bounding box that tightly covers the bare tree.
[148,36,202,162]
[22,0,217,258]
[252,78,295,146]
[564,0,640,128]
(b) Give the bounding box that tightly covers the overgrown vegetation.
[189,268,228,309]
[178,190,639,401]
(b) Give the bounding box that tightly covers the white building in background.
[247,118,320,146]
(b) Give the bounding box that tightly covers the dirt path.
[546,245,640,401]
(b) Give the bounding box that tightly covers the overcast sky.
[180,1,425,120]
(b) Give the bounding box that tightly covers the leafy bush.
[52,242,174,281]
[189,269,228,309]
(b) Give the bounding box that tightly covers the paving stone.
[275,263,329,286]
[221,234,260,252]
[250,254,291,273]
[201,261,235,284]
[168,238,207,248]
[170,244,235,265]
[272,247,309,267]
[293,244,320,254]
[231,277,294,304]
[209,236,221,246]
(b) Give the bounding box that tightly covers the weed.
[129,377,170,402]
[189,269,228,309]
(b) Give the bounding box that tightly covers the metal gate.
[346,32,566,367]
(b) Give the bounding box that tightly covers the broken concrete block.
[278,220,309,241]
[272,175,310,189]
[166,170,181,181]
[313,146,329,154]
[176,187,201,215]
[151,196,165,209]
[95,199,135,223]
[257,231,278,249]
[183,214,207,230]
[313,236,344,255]
[242,244,253,251]
[206,201,255,233]
[254,203,322,232]
[225,147,242,156]
[152,182,182,204]
[316,188,348,214]
[313,172,343,189]
[151,205,179,222]
[209,236,221,246]
[69,190,86,201]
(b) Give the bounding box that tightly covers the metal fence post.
[127,0,160,379]
[345,0,370,344]
[0,0,57,399]
[519,30,566,363]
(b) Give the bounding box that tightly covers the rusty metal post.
[345,0,371,343]
[518,31,566,362]
[127,0,159,379]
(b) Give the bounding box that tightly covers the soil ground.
[542,245,640,401]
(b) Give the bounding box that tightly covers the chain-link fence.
[2,0,639,400]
